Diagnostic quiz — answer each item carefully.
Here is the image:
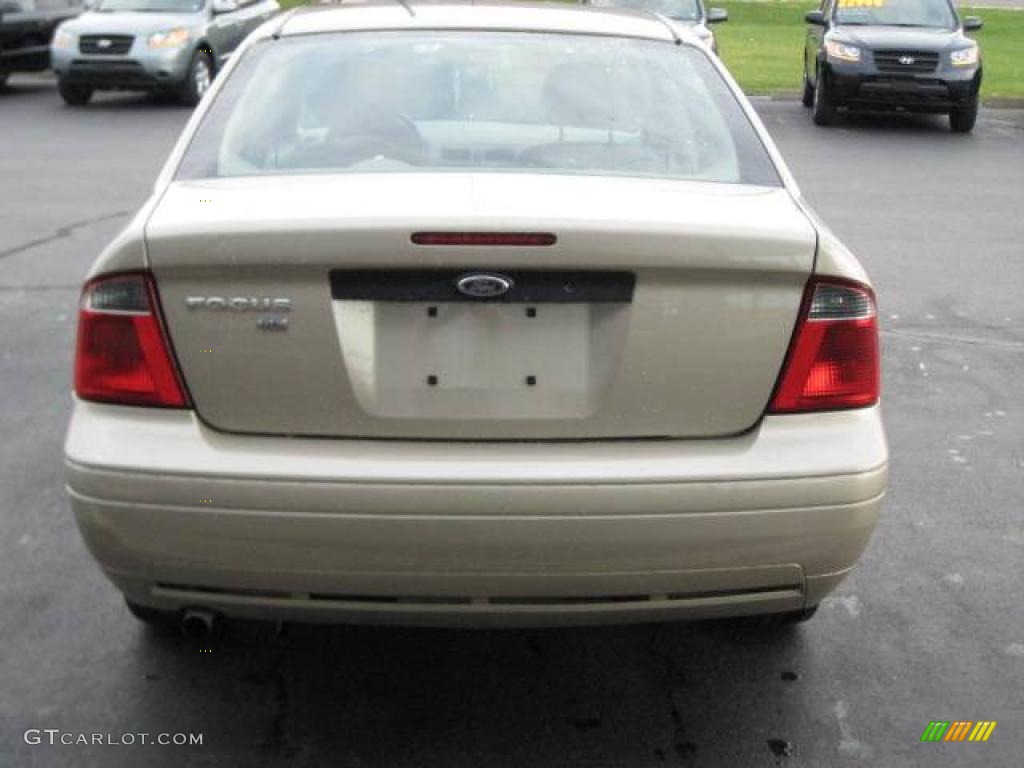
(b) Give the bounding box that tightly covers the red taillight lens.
[411,232,557,247]
[769,278,879,413]
[74,272,189,408]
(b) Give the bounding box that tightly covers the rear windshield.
[175,31,781,187]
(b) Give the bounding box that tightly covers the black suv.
[0,0,82,88]
[802,0,983,132]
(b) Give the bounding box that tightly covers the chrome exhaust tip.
[180,607,219,640]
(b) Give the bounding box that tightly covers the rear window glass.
[175,31,781,187]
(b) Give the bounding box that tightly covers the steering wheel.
[326,112,426,167]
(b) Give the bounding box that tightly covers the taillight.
[768,277,879,413]
[74,272,189,408]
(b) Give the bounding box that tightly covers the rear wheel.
[126,599,179,632]
[771,605,818,624]
[949,94,979,133]
[58,78,93,106]
[728,605,819,629]
[811,67,836,126]
[177,48,213,107]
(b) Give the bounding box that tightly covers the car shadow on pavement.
[0,76,188,111]
[828,110,959,135]
[0,79,56,99]
[131,617,812,765]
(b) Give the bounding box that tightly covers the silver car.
[585,0,729,53]
[64,2,886,637]
[50,0,278,106]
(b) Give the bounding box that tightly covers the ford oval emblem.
[456,273,514,298]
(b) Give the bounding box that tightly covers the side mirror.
[962,16,983,31]
[805,10,826,26]
[212,0,238,13]
[707,8,728,23]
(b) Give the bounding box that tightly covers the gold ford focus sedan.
[64,1,887,635]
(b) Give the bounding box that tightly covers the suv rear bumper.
[65,400,887,627]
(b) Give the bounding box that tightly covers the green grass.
[275,0,1024,100]
[713,1,1023,100]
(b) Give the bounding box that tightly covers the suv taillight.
[74,272,189,408]
[769,277,879,413]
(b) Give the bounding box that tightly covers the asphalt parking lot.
[1,77,1022,767]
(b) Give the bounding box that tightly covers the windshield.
[834,0,957,28]
[176,32,779,186]
[588,0,702,22]
[95,0,204,12]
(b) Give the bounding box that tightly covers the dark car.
[802,0,983,132]
[0,0,82,87]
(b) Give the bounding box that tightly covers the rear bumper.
[65,400,888,627]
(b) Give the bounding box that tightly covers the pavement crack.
[649,629,698,766]
[257,638,295,760]
[266,667,292,758]
[882,328,1024,351]
[0,209,132,260]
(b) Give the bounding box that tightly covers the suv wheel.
[801,67,814,107]
[811,67,836,126]
[949,94,979,133]
[178,49,213,107]
[58,79,93,107]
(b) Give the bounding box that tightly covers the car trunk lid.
[146,173,815,440]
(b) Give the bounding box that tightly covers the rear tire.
[718,605,818,631]
[177,48,213,107]
[811,67,836,126]
[801,68,814,107]
[126,599,179,632]
[58,78,93,106]
[772,605,818,624]
[949,95,979,133]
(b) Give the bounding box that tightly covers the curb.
[8,72,1024,109]
[747,91,1024,108]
